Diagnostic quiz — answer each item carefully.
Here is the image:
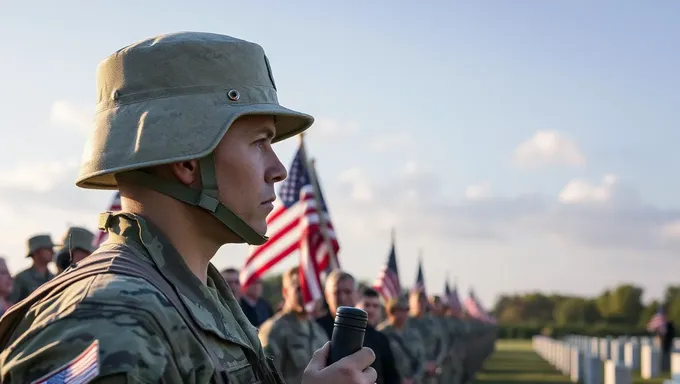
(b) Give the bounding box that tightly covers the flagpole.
[298,134,338,271]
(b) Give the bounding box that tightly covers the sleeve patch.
[32,340,100,384]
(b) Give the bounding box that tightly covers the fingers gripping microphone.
[328,306,368,365]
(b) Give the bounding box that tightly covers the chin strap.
[115,153,268,245]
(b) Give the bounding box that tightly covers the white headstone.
[641,344,661,379]
[604,360,632,384]
[670,351,680,381]
[571,348,585,382]
[611,340,625,363]
[624,342,640,370]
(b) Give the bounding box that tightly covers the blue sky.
[0,1,679,308]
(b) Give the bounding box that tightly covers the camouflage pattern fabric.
[407,314,447,383]
[0,212,278,383]
[7,266,53,303]
[258,311,329,384]
[377,322,426,384]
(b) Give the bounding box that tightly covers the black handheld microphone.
[328,306,368,365]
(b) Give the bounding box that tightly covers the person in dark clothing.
[317,270,400,384]
[661,320,675,371]
[239,275,274,327]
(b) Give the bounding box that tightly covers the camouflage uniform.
[407,315,447,384]
[378,322,426,384]
[8,234,55,303]
[258,311,329,384]
[0,31,314,384]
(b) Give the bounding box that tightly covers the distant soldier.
[429,295,463,384]
[378,296,426,384]
[259,266,329,383]
[407,290,446,384]
[241,275,274,328]
[8,234,54,303]
[220,267,243,301]
[54,227,95,274]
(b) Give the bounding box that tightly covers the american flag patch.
[32,340,100,384]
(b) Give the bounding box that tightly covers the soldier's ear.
[169,160,201,187]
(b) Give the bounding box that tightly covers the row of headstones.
[532,334,680,384]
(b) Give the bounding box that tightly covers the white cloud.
[310,118,360,138]
[514,131,586,169]
[558,174,618,204]
[49,100,93,134]
[333,166,680,252]
[338,168,374,202]
[368,132,412,152]
[0,161,78,192]
[466,183,492,201]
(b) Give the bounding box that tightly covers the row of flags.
[90,134,496,323]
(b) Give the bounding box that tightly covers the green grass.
[473,339,671,384]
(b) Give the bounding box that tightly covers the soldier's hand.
[302,341,377,384]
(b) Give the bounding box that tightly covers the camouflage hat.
[26,234,54,258]
[385,295,409,313]
[75,32,314,245]
[55,227,96,254]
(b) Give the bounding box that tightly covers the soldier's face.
[223,271,242,298]
[283,274,304,311]
[35,248,54,265]
[0,260,12,297]
[327,278,356,312]
[213,115,287,236]
[357,296,382,326]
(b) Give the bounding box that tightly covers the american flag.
[34,339,99,384]
[92,191,121,248]
[240,140,339,311]
[464,289,496,323]
[373,229,401,302]
[444,278,463,314]
[647,305,667,335]
[412,256,426,296]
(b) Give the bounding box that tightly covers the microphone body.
[328,306,368,365]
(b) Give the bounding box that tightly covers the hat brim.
[76,92,314,190]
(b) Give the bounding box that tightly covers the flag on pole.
[463,289,495,323]
[373,228,401,302]
[240,138,339,311]
[445,278,463,315]
[647,305,667,335]
[92,192,121,248]
[412,254,425,295]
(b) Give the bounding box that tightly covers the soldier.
[378,296,426,384]
[258,266,329,383]
[407,290,446,384]
[0,32,376,384]
[8,234,54,303]
[220,267,243,301]
[429,295,463,384]
[54,226,96,274]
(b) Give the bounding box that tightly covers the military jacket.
[258,311,329,384]
[378,322,426,383]
[0,212,280,384]
[7,265,54,303]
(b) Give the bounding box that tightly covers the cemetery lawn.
[473,339,671,384]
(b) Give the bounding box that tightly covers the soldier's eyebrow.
[255,124,276,139]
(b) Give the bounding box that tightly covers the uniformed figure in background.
[407,290,446,384]
[429,295,463,384]
[0,32,376,384]
[0,257,13,316]
[259,266,329,384]
[8,234,54,303]
[378,296,426,384]
[54,226,96,274]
